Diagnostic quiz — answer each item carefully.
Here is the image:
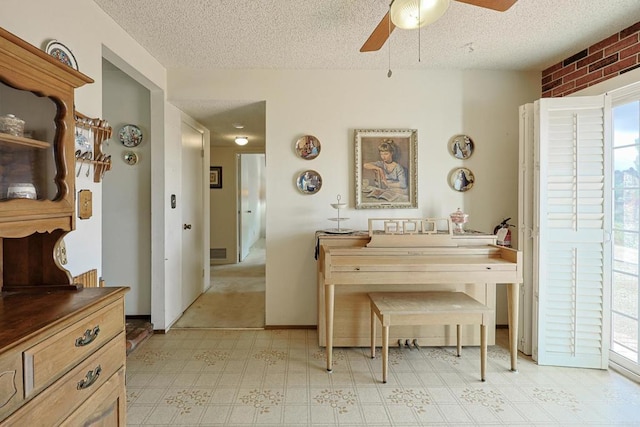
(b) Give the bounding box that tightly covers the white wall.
[102,61,151,315]
[169,68,541,326]
[1,0,186,330]
[1,0,556,329]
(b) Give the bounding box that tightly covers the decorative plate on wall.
[45,40,78,70]
[296,170,322,194]
[295,135,321,160]
[118,124,143,147]
[448,134,474,159]
[449,167,475,192]
[123,151,138,165]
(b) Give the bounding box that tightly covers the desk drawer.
[0,351,23,420]
[3,333,125,426]
[23,299,124,396]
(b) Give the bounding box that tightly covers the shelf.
[74,111,112,183]
[0,132,50,149]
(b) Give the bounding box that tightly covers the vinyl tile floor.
[125,328,640,426]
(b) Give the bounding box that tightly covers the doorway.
[238,153,266,261]
[173,109,266,329]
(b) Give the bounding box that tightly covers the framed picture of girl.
[355,129,417,209]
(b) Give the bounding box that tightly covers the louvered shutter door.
[518,103,535,356]
[535,96,611,368]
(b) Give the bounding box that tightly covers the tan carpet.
[173,240,265,328]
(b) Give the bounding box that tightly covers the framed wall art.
[355,129,417,209]
[210,166,222,189]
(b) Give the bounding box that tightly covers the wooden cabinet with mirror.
[0,27,128,426]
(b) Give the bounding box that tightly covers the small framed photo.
[210,166,222,189]
[355,129,417,209]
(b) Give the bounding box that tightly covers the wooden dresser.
[0,288,128,425]
[0,27,129,425]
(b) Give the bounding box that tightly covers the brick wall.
[542,22,640,97]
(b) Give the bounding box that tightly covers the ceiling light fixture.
[235,136,249,146]
[390,0,450,30]
[232,123,245,129]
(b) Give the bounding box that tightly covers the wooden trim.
[264,325,316,330]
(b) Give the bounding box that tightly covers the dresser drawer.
[23,299,124,396]
[60,367,125,427]
[3,332,125,426]
[0,351,23,420]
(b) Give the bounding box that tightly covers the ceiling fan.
[360,0,518,52]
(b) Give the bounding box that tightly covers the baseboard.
[264,325,317,330]
[126,315,151,320]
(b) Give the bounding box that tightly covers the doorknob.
[245,210,252,213]
[183,224,192,230]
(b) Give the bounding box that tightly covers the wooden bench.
[369,291,494,383]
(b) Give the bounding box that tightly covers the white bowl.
[7,183,36,199]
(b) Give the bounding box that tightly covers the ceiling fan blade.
[454,0,517,12]
[360,11,396,52]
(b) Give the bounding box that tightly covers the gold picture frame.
[355,129,417,209]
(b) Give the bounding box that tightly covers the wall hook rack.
[74,110,112,183]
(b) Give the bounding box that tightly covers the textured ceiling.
[94,0,640,146]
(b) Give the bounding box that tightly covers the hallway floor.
[173,240,265,329]
[125,328,640,426]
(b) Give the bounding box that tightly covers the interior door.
[238,154,263,262]
[518,103,535,356]
[181,122,204,310]
[533,95,612,369]
[238,154,250,261]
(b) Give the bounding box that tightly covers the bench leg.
[382,325,389,383]
[370,306,376,359]
[456,324,461,357]
[480,324,487,381]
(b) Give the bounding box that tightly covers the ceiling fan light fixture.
[235,136,249,146]
[390,0,450,30]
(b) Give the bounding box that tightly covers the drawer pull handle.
[75,326,100,347]
[77,365,102,390]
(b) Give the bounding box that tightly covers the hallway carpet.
[173,240,265,329]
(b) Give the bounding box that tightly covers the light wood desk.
[316,226,522,373]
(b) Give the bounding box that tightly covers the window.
[611,98,640,377]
